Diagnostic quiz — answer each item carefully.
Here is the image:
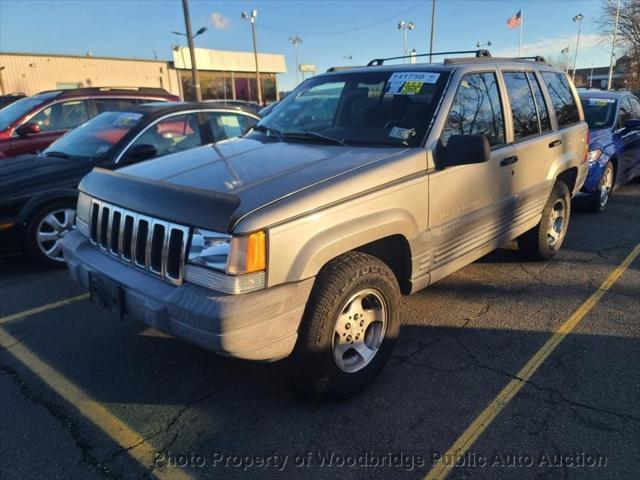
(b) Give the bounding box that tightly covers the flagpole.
[518,8,523,57]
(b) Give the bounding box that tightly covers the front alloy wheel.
[332,289,388,373]
[290,251,400,398]
[36,208,76,262]
[24,200,77,268]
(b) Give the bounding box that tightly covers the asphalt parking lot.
[1,182,639,480]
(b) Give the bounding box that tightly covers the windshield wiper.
[251,124,284,141]
[284,131,348,147]
[44,151,71,158]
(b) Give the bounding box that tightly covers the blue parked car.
[578,90,640,212]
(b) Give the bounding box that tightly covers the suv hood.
[116,137,419,230]
[0,154,94,202]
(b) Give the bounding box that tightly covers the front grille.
[89,199,190,285]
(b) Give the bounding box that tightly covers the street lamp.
[476,40,492,48]
[175,0,207,102]
[241,9,263,106]
[398,20,416,62]
[289,36,303,85]
[571,13,584,82]
[607,0,622,90]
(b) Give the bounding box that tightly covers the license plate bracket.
[89,272,125,320]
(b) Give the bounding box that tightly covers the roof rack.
[367,49,491,66]
[40,86,171,96]
[444,55,549,65]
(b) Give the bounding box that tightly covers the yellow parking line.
[0,293,90,325]
[0,298,192,480]
[425,243,640,480]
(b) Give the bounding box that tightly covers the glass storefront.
[179,71,278,104]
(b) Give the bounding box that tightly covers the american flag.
[507,10,522,29]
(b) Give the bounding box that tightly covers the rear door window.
[29,100,89,131]
[502,71,540,140]
[540,72,580,128]
[442,72,505,147]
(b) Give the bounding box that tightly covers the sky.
[0,0,618,92]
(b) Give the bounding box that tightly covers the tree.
[597,0,640,88]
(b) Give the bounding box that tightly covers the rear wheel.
[289,251,400,399]
[24,200,76,268]
[585,161,614,213]
[517,181,571,261]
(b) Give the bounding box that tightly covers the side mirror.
[624,119,640,130]
[435,135,491,170]
[15,122,41,137]
[124,144,157,162]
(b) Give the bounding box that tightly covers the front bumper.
[62,230,314,361]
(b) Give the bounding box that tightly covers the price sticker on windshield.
[385,72,440,95]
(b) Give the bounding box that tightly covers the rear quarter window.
[540,72,580,128]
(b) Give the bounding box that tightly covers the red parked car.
[0,87,179,158]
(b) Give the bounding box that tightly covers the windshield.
[44,111,143,159]
[580,97,617,130]
[0,91,60,131]
[252,70,450,147]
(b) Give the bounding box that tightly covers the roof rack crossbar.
[514,55,548,63]
[367,49,491,66]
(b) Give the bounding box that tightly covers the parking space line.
[425,243,640,480]
[0,299,192,480]
[0,293,90,325]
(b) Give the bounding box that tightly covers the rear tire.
[289,251,401,399]
[585,161,614,213]
[23,200,76,268]
[517,181,571,261]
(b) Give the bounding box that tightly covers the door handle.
[548,139,562,148]
[500,155,518,166]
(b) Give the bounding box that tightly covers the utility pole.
[607,0,621,90]
[572,13,584,82]
[289,36,303,85]
[242,10,263,106]
[429,0,436,62]
[181,0,202,101]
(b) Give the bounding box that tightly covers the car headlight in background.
[75,192,91,237]
[185,229,267,294]
[587,148,602,164]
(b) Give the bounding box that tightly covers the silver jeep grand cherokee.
[63,51,588,398]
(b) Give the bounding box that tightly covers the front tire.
[517,181,571,261]
[585,161,614,213]
[23,200,76,268]
[289,251,401,399]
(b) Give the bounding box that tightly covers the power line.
[257,2,427,36]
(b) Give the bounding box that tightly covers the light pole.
[429,0,436,62]
[397,20,416,61]
[571,13,584,82]
[607,0,621,90]
[242,9,263,106]
[175,0,206,102]
[589,63,595,88]
[289,36,303,85]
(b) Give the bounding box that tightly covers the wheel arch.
[19,189,79,224]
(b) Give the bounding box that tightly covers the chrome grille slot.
[120,214,134,261]
[88,199,190,285]
[134,218,150,267]
[99,204,110,249]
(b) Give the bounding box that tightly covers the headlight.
[75,192,91,237]
[186,228,267,294]
[587,148,602,163]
